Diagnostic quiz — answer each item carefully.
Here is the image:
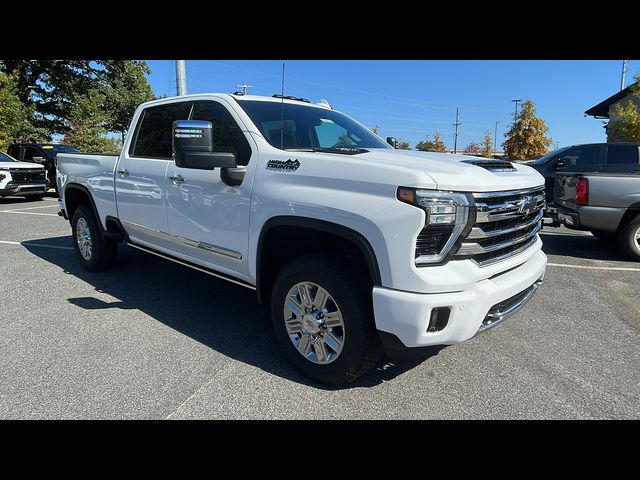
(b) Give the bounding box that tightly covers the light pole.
[453,107,461,154]
[512,99,522,123]
[176,60,187,96]
[494,121,500,156]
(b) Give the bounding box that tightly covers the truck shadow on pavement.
[539,229,630,262]
[25,237,438,390]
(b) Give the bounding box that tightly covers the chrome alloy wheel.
[283,282,345,365]
[76,217,93,261]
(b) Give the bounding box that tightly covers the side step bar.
[126,242,256,291]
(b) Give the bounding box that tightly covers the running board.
[127,242,256,291]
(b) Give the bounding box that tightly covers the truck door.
[165,99,255,278]
[117,101,192,248]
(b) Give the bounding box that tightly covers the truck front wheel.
[71,204,118,271]
[270,254,382,386]
[618,214,640,262]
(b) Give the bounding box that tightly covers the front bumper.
[0,183,47,196]
[373,248,547,353]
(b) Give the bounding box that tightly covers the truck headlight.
[397,187,473,265]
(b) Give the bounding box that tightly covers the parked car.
[527,143,640,207]
[0,151,48,200]
[56,93,547,385]
[7,143,80,194]
[552,146,640,260]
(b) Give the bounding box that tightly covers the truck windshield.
[0,152,17,162]
[236,100,390,151]
[532,147,571,164]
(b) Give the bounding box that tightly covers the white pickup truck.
[57,93,547,385]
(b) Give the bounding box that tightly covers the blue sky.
[145,60,636,151]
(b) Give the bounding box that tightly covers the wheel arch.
[255,216,382,305]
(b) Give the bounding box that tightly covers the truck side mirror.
[32,156,46,164]
[172,120,237,170]
[386,137,398,149]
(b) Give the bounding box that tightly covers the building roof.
[585,83,636,117]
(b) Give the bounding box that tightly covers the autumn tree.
[481,129,493,158]
[608,74,640,142]
[397,139,411,150]
[463,142,482,156]
[62,90,119,153]
[0,72,37,150]
[503,100,552,160]
[416,131,447,152]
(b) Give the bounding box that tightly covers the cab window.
[131,102,193,159]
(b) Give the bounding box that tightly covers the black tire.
[617,215,640,262]
[591,229,616,243]
[25,194,44,201]
[270,254,382,386]
[71,204,118,271]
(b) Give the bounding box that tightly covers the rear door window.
[605,145,639,165]
[22,146,41,161]
[131,102,193,159]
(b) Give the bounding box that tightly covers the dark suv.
[526,142,640,207]
[6,143,80,194]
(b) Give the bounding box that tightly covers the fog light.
[427,307,451,332]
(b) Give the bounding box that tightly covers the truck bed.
[57,152,120,227]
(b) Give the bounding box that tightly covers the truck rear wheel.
[71,204,118,271]
[270,254,382,386]
[618,214,640,262]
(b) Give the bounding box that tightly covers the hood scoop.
[462,158,517,172]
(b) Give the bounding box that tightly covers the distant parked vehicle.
[527,143,639,206]
[6,143,80,195]
[0,152,48,200]
[549,143,640,261]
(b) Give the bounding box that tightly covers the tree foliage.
[608,74,640,142]
[481,129,493,158]
[416,131,447,152]
[62,90,119,153]
[0,72,37,151]
[503,100,552,160]
[397,139,411,150]
[0,60,155,139]
[463,142,482,156]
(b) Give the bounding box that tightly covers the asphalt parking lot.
[1,194,639,419]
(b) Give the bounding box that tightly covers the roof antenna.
[280,62,285,150]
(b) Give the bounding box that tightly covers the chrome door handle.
[169,175,185,185]
[117,169,129,178]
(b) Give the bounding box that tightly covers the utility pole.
[494,121,500,156]
[236,83,254,95]
[512,99,522,123]
[176,60,187,96]
[453,107,461,154]
[621,60,629,91]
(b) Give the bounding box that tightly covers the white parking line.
[0,240,74,250]
[0,210,59,217]
[2,204,59,212]
[547,262,640,272]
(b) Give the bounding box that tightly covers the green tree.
[62,89,119,153]
[397,139,411,150]
[481,129,493,158]
[608,74,640,142]
[503,99,552,160]
[0,72,36,150]
[416,139,435,151]
[463,142,482,156]
[0,60,155,138]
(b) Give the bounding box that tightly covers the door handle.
[117,169,129,178]
[169,175,185,185]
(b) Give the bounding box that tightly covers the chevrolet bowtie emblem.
[517,195,535,215]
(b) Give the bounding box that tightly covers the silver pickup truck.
[553,169,640,261]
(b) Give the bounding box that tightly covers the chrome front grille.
[9,168,46,183]
[455,186,545,266]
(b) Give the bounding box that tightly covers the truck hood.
[363,148,544,192]
[0,161,45,170]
